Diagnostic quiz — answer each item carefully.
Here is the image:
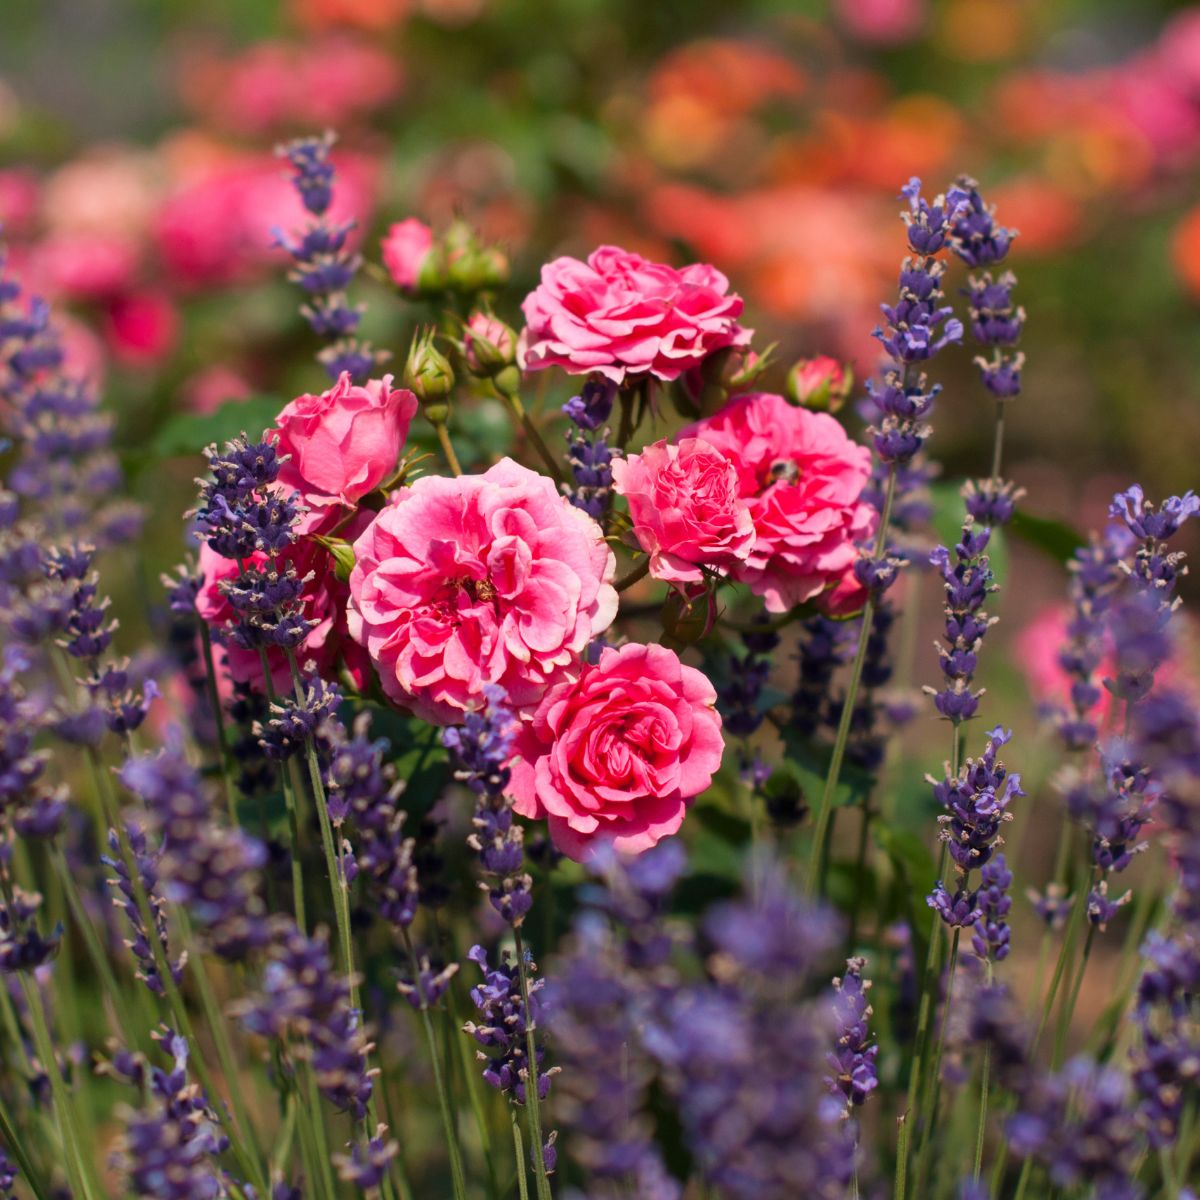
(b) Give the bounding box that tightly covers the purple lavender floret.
[103,824,186,996]
[445,685,534,927]
[463,943,555,1104]
[276,133,381,384]
[826,956,878,1111]
[971,854,1013,962]
[334,1125,399,1194]
[239,925,374,1119]
[0,885,60,972]
[927,523,997,724]
[1109,485,1199,543]
[0,1147,15,1197]
[114,1030,228,1200]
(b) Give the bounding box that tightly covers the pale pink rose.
[517,244,751,383]
[271,373,417,508]
[197,510,373,695]
[381,218,435,293]
[509,642,723,860]
[685,392,875,614]
[610,437,755,583]
[347,458,618,723]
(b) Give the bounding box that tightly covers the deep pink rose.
[610,437,755,583]
[685,392,875,614]
[197,510,372,695]
[381,218,435,293]
[105,290,180,366]
[517,244,751,383]
[271,372,417,509]
[347,458,618,723]
[509,642,724,860]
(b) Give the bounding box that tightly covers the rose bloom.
[518,244,750,383]
[381,218,435,293]
[610,437,755,583]
[347,458,617,723]
[509,642,724,860]
[271,373,417,511]
[685,392,874,614]
[104,290,180,367]
[197,511,372,696]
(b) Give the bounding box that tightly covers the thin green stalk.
[402,929,469,1200]
[1052,923,1095,1068]
[18,973,101,1200]
[807,464,898,896]
[615,558,651,593]
[1031,879,1087,1056]
[496,385,566,485]
[199,619,239,825]
[974,966,994,1183]
[0,1088,54,1200]
[513,928,553,1200]
[512,1114,531,1200]
[914,928,962,1194]
[380,1064,417,1200]
[303,1061,341,1200]
[50,845,141,1047]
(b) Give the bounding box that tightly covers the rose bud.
[444,219,510,294]
[462,311,517,378]
[786,355,853,412]
[404,327,455,422]
[660,582,719,646]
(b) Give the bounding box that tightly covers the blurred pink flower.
[347,458,617,723]
[0,168,39,234]
[182,366,253,415]
[104,290,180,366]
[29,233,141,301]
[509,642,723,859]
[518,244,750,383]
[381,218,435,293]
[685,391,874,614]
[836,0,927,45]
[155,150,378,287]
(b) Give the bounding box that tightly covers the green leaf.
[150,395,285,459]
[1008,509,1086,565]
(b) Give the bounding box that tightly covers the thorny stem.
[807,463,898,897]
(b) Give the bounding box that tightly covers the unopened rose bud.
[786,355,853,412]
[404,328,455,420]
[462,312,516,377]
[381,219,444,296]
[443,219,510,294]
[660,583,718,645]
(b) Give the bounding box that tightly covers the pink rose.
[785,355,853,413]
[347,458,617,723]
[509,642,724,860]
[381,218,435,293]
[271,372,417,509]
[105,290,180,366]
[610,437,755,583]
[197,510,372,695]
[518,244,751,383]
[686,392,875,614]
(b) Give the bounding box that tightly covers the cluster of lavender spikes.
[276,133,382,384]
[562,376,619,520]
